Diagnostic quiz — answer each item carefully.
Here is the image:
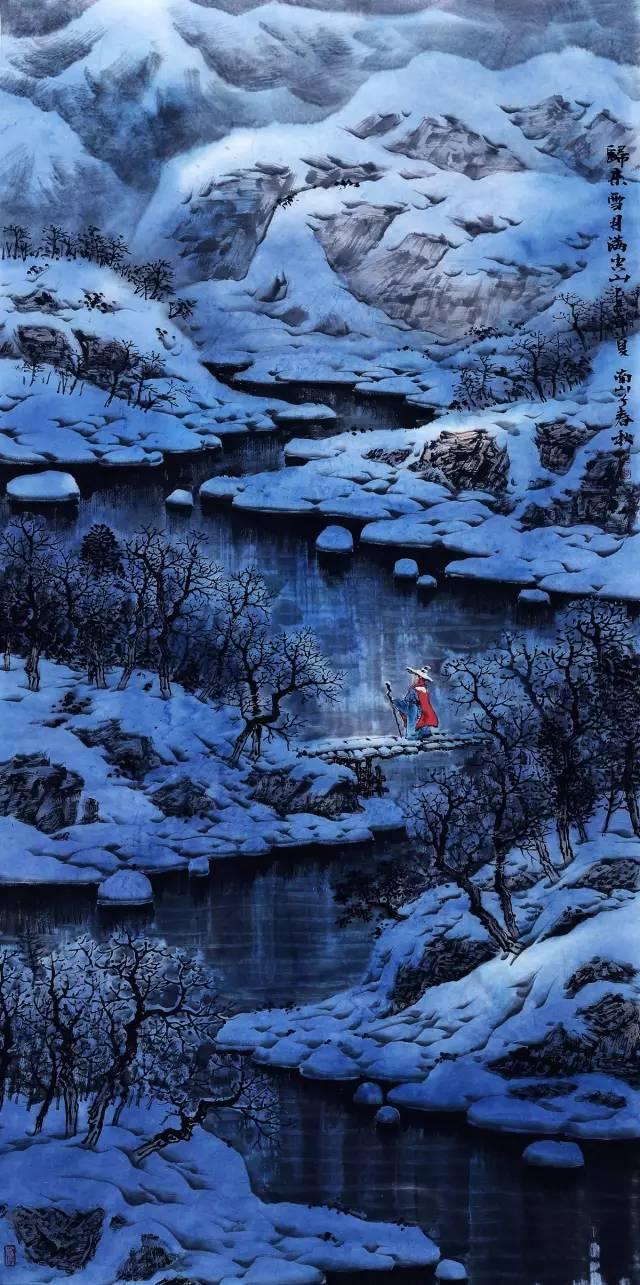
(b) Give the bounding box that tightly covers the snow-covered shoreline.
[0,1101,439,1283]
[218,828,640,1144]
[0,662,406,891]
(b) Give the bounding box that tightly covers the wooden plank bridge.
[297,732,485,764]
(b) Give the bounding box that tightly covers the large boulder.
[12,1207,103,1272]
[0,753,83,832]
[98,870,153,906]
[413,428,509,494]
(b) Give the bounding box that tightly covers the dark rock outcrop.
[565,957,637,999]
[313,201,403,272]
[13,1206,103,1272]
[504,97,639,179]
[171,164,292,283]
[523,451,639,534]
[0,753,83,832]
[535,419,596,474]
[120,1235,175,1281]
[347,111,403,140]
[492,992,640,1080]
[252,765,360,819]
[570,859,640,894]
[390,936,495,1012]
[386,114,526,179]
[76,720,160,780]
[412,427,509,493]
[16,323,73,369]
[151,777,215,818]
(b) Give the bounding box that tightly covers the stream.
[1,383,638,1284]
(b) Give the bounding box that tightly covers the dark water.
[2,854,638,1285]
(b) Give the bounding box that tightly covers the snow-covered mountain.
[1,1,637,375]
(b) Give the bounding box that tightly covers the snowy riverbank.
[219,827,640,1143]
[199,341,640,602]
[0,662,404,889]
[0,1101,439,1282]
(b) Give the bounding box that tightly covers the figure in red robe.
[392,666,438,739]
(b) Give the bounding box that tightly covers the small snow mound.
[518,588,551,606]
[188,856,209,877]
[7,470,80,502]
[165,488,193,508]
[200,475,243,502]
[375,1105,401,1127]
[394,558,419,580]
[353,1082,384,1106]
[316,524,354,554]
[273,403,337,424]
[522,1140,584,1169]
[243,1258,323,1283]
[436,1259,468,1280]
[97,870,153,905]
[417,573,438,590]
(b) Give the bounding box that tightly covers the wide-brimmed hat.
[407,665,434,682]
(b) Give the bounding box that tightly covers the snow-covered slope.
[1,1,637,375]
[219,828,640,1141]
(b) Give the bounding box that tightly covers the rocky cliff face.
[0,0,637,378]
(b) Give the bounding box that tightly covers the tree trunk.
[557,807,574,865]
[3,640,10,671]
[158,654,172,700]
[230,722,255,766]
[134,1097,218,1162]
[26,644,40,692]
[33,1072,57,1134]
[84,1079,116,1148]
[92,657,107,689]
[622,741,640,837]
[625,787,640,838]
[117,640,137,691]
[533,832,558,883]
[454,870,516,954]
[576,818,588,844]
[494,856,518,942]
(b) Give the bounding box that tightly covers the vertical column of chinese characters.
[607,145,634,474]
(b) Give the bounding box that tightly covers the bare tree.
[122,529,221,698]
[229,626,343,764]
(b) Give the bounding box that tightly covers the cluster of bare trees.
[452,286,639,411]
[4,222,176,301]
[339,602,640,957]
[3,221,196,322]
[33,336,181,414]
[0,518,341,763]
[452,328,592,410]
[0,931,275,1154]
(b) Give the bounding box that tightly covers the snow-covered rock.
[97,870,153,905]
[417,573,438,591]
[436,1259,468,1280]
[188,856,210,877]
[165,488,194,508]
[7,470,80,503]
[393,558,419,580]
[353,1082,384,1106]
[200,475,244,503]
[518,588,551,606]
[375,1105,401,1127]
[522,1141,585,1169]
[316,524,354,554]
[273,404,337,424]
